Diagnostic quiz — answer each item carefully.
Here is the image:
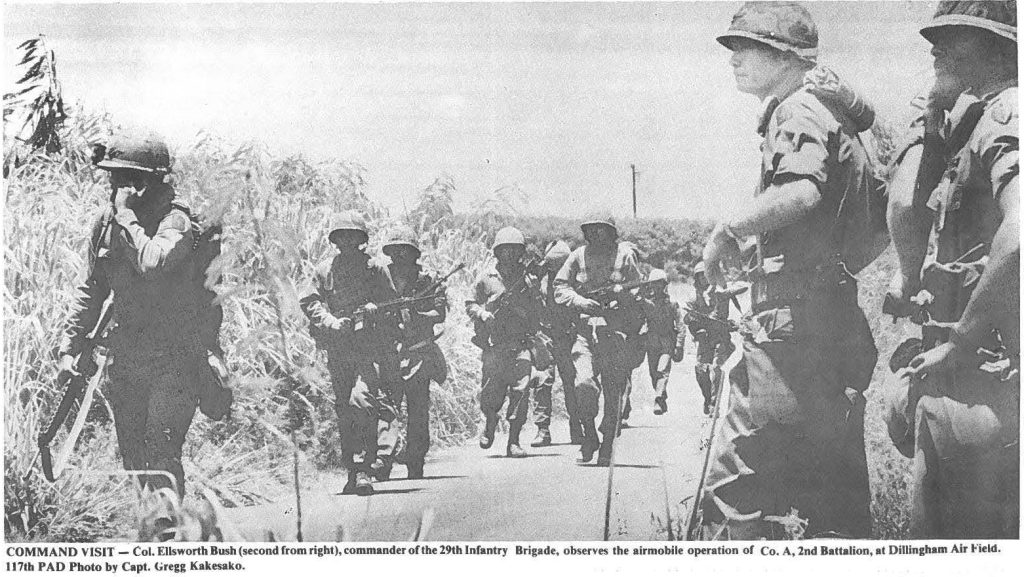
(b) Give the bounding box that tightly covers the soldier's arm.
[887,145,931,299]
[465,277,491,322]
[553,251,593,311]
[114,207,194,278]
[60,216,113,358]
[672,301,687,352]
[418,278,447,324]
[954,174,1019,348]
[299,262,344,330]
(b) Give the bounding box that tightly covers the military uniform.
[554,231,644,463]
[62,135,205,496]
[684,284,737,414]
[884,1,1019,539]
[531,240,581,445]
[637,278,686,414]
[701,3,877,539]
[466,229,548,456]
[376,259,449,479]
[300,218,397,493]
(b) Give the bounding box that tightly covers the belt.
[751,263,856,313]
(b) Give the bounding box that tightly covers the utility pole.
[630,163,637,218]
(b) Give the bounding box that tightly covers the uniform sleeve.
[975,103,1019,201]
[299,261,341,329]
[553,250,589,310]
[465,276,490,321]
[768,96,832,188]
[114,208,194,278]
[60,215,113,358]
[673,301,687,352]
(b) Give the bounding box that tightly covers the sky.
[4,1,938,220]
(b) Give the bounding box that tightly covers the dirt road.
[225,356,713,541]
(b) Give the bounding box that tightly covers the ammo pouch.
[750,258,857,314]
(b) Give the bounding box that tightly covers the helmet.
[383,227,420,254]
[542,240,572,270]
[920,1,1016,44]
[580,214,618,235]
[693,261,707,276]
[493,226,526,250]
[95,133,171,173]
[648,269,668,283]
[717,2,819,61]
[328,210,369,242]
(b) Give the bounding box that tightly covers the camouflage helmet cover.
[383,226,421,254]
[96,133,171,173]
[542,239,572,270]
[328,210,369,241]
[920,0,1017,43]
[493,226,526,249]
[648,268,669,283]
[717,1,819,61]
[580,214,618,235]
[693,261,707,276]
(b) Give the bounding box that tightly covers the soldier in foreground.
[531,240,581,446]
[684,262,737,416]
[466,227,547,458]
[698,2,879,538]
[374,228,450,480]
[884,0,1019,538]
[59,133,207,496]
[300,211,397,495]
[554,216,644,465]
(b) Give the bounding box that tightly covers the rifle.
[581,278,663,309]
[38,298,115,482]
[471,255,544,349]
[682,306,739,336]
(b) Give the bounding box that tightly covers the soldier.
[884,1,1018,538]
[300,210,397,496]
[684,262,737,415]
[466,227,548,458]
[375,227,449,480]
[698,2,879,538]
[635,269,686,416]
[530,240,581,446]
[554,215,645,465]
[59,133,207,496]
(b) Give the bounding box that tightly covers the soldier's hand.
[58,353,77,379]
[579,298,603,315]
[702,224,741,288]
[326,316,353,332]
[361,302,379,317]
[905,341,970,378]
[113,187,132,214]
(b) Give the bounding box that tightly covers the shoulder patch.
[164,209,193,232]
[990,98,1015,125]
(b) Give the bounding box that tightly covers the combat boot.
[580,419,599,463]
[479,415,498,449]
[506,420,527,458]
[654,397,668,415]
[407,459,424,480]
[569,418,584,445]
[530,427,552,448]
[596,436,614,467]
[370,458,392,482]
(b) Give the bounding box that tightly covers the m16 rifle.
[581,278,663,310]
[471,255,545,349]
[38,298,115,482]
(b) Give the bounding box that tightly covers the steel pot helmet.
[95,133,171,174]
[920,0,1017,44]
[648,268,669,283]
[492,226,526,251]
[717,2,819,62]
[693,261,707,279]
[328,210,369,244]
[542,240,572,271]
[580,214,618,237]
[383,227,421,256]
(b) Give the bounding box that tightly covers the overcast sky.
[5,1,938,220]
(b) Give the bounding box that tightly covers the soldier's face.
[928,27,999,98]
[582,225,615,248]
[495,244,525,265]
[330,230,366,252]
[386,246,419,265]
[728,39,787,98]
[109,169,150,196]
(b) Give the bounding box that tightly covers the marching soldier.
[684,262,737,415]
[531,240,581,446]
[374,228,449,480]
[635,269,686,416]
[554,215,645,465]
[300,211,397,496]
[59,133,208,496]
[466,227,548,458]
[884,1,1018,538]
[698,2,879,538]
